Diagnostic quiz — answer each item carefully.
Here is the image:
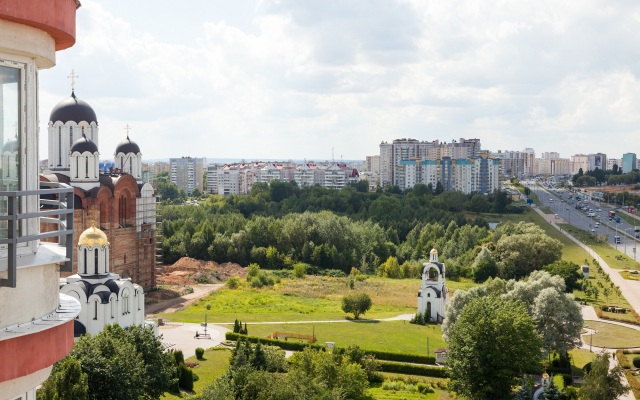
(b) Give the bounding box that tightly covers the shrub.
[378,361,448,377]
[226,276,240,289]
[246,263,260,281]
[195,347,205,360]
[177,364,194,391]
[205,303,211,310]
[172,350,185,366]
[292,263,307,278]
[633,356,640,369]
[250,271,275,288]
[583,361,592,374]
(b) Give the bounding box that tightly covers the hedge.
[365,350,435,365]
[225,332,437,365]
[378,361,448,378]
[225,332,325,352]
[624,369,640,400]
[595,306,640,326]
[618,350,631,369]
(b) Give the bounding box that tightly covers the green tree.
[191,187,202,198]
[543,260,582,292]
[446,296,543,400]
[540,378,562,400]
[37,358,89,400]
[532,288,582,354]
[41,324,176,400]
[341,293,372,319]
[579,352,629,400]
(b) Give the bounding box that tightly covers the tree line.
[160,181,521,273]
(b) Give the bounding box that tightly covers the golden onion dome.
[78,222,109,247]
[430,248,438,255]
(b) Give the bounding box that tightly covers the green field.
[158,276,477,325]
[244,320,446,356]
[583,321,640,348]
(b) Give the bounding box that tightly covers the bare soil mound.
[157,257,246,285]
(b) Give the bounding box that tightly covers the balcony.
[0,182,74,288]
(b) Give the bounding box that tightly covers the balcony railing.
[0,182,74,288]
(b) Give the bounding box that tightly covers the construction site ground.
[145,257,246,315]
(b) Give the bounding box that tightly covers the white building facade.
[417,249,448,323]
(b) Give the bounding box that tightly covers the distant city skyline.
[39,1,640,161]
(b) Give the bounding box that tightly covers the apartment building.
[170,157,206,194]
[622,153,637,173]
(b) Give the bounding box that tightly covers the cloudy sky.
[39,0,640,162]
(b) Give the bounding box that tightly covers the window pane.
[0,65,20,239]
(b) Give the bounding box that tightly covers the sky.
[39,0,640,162]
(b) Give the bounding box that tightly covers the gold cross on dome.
[67,69,79,91]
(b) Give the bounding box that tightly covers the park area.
[151,206,640,399]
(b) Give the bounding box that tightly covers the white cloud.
[37,0,640,162]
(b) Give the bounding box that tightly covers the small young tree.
[341,293,372,319]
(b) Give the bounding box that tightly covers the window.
[93,300,98,320]
[94,249,98,274]
[0,64,20,240]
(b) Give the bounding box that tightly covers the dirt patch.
[157,257,246,286]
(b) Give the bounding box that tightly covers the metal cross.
[124,124,131,139]
[67,69,79,91]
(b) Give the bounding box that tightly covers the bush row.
[624,369,640,399]
[378,361,448,378]
[595,306,640,326]
[225,332,436,364]
[365,350,435,365]
[225,332,324,352]
[618,350,631,369]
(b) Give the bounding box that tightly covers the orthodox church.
[40,78,157,290]
[60,220,145,336]
[417,249,449,323]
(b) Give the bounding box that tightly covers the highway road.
[523,181,640,262]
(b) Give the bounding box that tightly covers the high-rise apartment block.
[377,138,498,193]
[622,153,637,173]
[170,157,206,195]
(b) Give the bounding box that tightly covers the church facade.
[60,221,145,336]
[417,249,449,323]
[41,88,158,290]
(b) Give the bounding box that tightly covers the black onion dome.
[70,135,98,154]
[50,92,98,124]
[115,136,141,154]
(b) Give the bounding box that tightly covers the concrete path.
[159,322,230,357]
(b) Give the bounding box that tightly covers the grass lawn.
[158,276,418,323]
[158,276,477,324]
[163,348,231,399]
[583,321,640,348]
[569,348,595,377]
[367,387,451,400]
[557,224,640,270]
[244,320,447,356]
